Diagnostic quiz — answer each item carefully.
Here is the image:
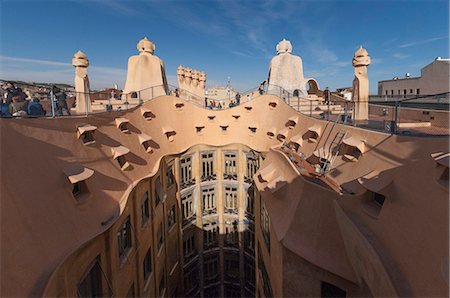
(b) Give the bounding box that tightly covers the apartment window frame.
[224,185,238,214]
[203,221,218,249]
[181,190,195,224]
[141,191,150,227]
[180,155,195,189]
[157,222,164,253]
[77,256,104,298]
[201,151,216,181]
[117,215,132,261]
[166,163,175,188]
[224,151,238,180]
[203,253,219,282]
[167,204,176,230]
[201,185,217,215]
[183,232,196,262]
[245,151,260,183]
[143,246,153,286]
[260,195,270,253]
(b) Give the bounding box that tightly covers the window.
[225,223,238,247]
[203,221,218,248]
[221,125,228,133]
[117,155,127,169]
[201,152,216,181]
[224,186,238,213]
[183,233,196,261]
[157,222,164,252]
[181,191,195,222]
[245,222,255,253]
[184,265,199,294]
[258,246,273,298]
[77,125,97,145]
[126,284,135,298]
[410,89,413,94]
[203,254,219,281]
[245,151,259,183]
[195,125,205,134]
[168,205,176,229]
[321,281,346,297]
[372,192,385,207]
[159,272,166,297]
[77,257,103,298]
[260,196,270,253]
[224,255,239,281]
[155,176,164,206]
[117,216,132,260]
[416,88,420,95]
[180,155,194,188]
[385,90,388,95]
[81,131,95,144]
[391,90,394,95]
[141,191,150,227]
[166,164,174,188]
[72,182,82,197]
[119,122,129,133]
[202,186,216,215]
[246,185,255,216]
[143,247,152,284]
[224,152,237,180]
[244,258,256,291]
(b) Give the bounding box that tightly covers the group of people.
[0,82,72,118]
[204,92,242,110]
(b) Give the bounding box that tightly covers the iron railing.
[1,82,448,136]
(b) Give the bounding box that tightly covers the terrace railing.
[1,82,448,137]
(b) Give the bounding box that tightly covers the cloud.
[0,55,127,89]
[392,53,408,59]
[70,0,140,16]
[0,55,70,67]
[398,36,448,48]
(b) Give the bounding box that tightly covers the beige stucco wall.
[0,94,448,297]
[378,59,450,95]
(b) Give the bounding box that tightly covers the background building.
[378,57,450,96]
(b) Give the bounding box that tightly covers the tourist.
[324,87,330,104]
[28,98,46,116]
[53,86,71,116]
[235,92,241,105]
[9,90,28,116]
[259,80,266,95]
[175,88,180,97]
[0,99,11,117]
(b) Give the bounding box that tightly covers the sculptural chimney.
[122,37,168,100]
[352,46,371,122]
[267,39,308,97]
[72,50,91,114]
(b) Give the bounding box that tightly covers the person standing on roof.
[235,92,241,105]
[53,86,71,116]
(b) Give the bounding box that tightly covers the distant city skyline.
[0,0,448,93]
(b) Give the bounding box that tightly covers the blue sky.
[0,0,448,93]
